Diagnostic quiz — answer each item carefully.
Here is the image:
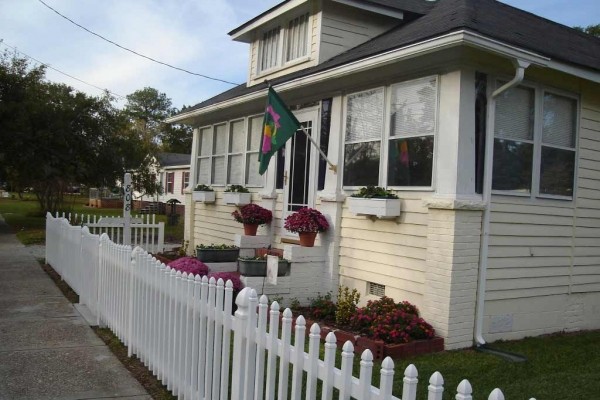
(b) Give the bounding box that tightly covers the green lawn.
[0,194,184,245]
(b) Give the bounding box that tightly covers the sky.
[1,0,598,110]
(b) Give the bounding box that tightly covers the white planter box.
[223,192,251,206]
[347,197,401,218]
[192,191,215,203]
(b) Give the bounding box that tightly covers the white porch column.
[421,69,486,349]
[318,94,345,295]
[184,128,200,252]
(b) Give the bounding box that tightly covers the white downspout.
[474,59,530,346]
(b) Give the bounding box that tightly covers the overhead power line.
[0,39,125,99]
[37,0,241,86]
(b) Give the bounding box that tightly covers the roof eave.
[167,29,600,124]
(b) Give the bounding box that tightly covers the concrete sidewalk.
[0,215,151,400]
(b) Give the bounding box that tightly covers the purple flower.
[284,207,329,233]
[168,257,209,276]
[208,272,244,292]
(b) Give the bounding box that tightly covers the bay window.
[343,76,438,188]
[492,82,577,199]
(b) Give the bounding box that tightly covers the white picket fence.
[45,213,534,400]
[56,211,165,253]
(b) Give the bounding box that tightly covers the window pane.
[390,77,437,138]
[213,124,227,154]
[228,154,243,185]
[199,127,212,156]
[343,141,380,186]
[246,152,263,187]
[492,139,533,192]
[286,14,309,61]
[229,120,245,153]
[345,88,384,142]
[540,147,575,197]
[196,158,210,184]
[387,136,434,186]
[543,93,576,148]
[212,156,225,184]
[259,27,280,71]
[494,85,534,141]
[248,116,263,151]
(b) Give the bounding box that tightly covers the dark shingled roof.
[184,0,600,115]
[157,152,190,167]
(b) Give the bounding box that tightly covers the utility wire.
[0,39,125,99]
[38,0,241,86]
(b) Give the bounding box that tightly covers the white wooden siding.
[484,82,600,338]
[319,2,399,63]
[338,191,429,305]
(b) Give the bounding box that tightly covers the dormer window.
[257,13,310,74]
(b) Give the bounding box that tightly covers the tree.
[124,87,192,153]
[0,51,148,212]
[574,24,600,37]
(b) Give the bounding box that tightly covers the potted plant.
[283,207,329,247]
[231,204,273,236]
[192,184,215,203]
[347,186,401,218]
[238,254,290,277]
[196,243,240,263]
[223,185,251,206]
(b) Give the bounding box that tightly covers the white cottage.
[167,0,600,349]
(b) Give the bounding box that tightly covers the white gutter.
[474,59,530,347]
[166,30,553,124]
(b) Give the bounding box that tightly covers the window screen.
[286,14,309,62]
[494,84,534,141]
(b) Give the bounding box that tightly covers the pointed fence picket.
[45,212,538,400]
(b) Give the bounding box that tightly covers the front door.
[282,108,319,237]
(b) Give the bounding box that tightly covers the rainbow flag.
[258,87,301,175]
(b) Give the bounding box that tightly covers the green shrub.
[335,286,360,327]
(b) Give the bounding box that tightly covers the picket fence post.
[231,287,252,400]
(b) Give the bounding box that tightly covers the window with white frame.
[195,117,264,188]
[166,172,175,194]
[492,82,577,198]
[257,13,310,74]
[181,171,190,194]
[343,76,438,188]
[246,116,264,186]
[212,124,227,185]
[228,119,245,185]
[196,127,212,185]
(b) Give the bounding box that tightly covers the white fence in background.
[45,213,534,400]
[56,211,164,253]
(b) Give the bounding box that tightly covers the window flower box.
[193,191,216,203]
[347,197,401,217]
[348,186,401,218]
[192,184,215,203]
[223,192,251,206]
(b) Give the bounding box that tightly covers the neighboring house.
[167,0,600,349]
[136,152,191,206]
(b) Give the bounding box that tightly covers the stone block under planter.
[347,197,401,218]
[238,258,290,277]
[196,248,240,263]
[192,191,216,203]
[223,192,252,206]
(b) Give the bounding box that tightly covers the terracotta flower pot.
[243,223,259,236]
[299,231,317,247]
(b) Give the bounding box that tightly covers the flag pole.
[298,126,337,174]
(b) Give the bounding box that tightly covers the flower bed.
[287,294,443,360]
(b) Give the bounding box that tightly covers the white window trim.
[490,78,580,201]
[342,76,439,191]
[256,11,312,75]
[227,118,247,185]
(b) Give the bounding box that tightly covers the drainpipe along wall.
[474,59,530,346]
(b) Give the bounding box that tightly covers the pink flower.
[284,207,329,233]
